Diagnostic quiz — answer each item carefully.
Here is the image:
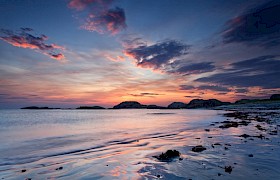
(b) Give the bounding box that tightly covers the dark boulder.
[154,149,181,161]
[191,145,206,152]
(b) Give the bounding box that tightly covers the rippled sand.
[0,106,279,179]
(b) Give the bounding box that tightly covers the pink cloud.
[0,28,65,61]
[68,0,126,34]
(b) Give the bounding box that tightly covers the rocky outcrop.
[167,102,188,109]
[76,106,105,109]
[187,99,230,108]
[113,101,147,109]
[270,94,280,100]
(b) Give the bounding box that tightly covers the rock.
[270,94,280,100]
[255,124,266,131]
[248,154,254,157]
[56,167,63,170]
[154,150,181,161]
[218,173,222,176]
[76,106,105,109]
[224,166,233,173]
[167,102,188,109]
[205,129,210,132]
[239,134,251,138]
[213,143,221,146]
[191,145,206,152]
[21,169,26,173]
[219,121,239,128]
[113,101,146,109]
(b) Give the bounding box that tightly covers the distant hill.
[76,106,105,109]
[21,106,60,109]
[21,94,280,110]
[113,101,147,109]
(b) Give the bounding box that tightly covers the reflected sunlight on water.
[0,109,279,179]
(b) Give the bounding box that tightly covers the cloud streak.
[222,0,280,47]
[0,28,65,60]
[68,0,126,34]
[196,55,280,89]
[128,92,164,97]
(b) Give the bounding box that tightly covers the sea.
[0,108,279,179]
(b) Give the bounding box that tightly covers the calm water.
[0,109,279,179]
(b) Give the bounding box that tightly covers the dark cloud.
[68,0,126,34]
[0,28,65,60]
[170,62,215,75]
[125,40,190,69]
[128,92,163,97]
[179,85,194,90]
[123,37,216,75]
[196,55,280,88]
[235,88,248,93]
[197,85,230,92]
[222,0,280,47]
[180,84,230,92]
[184,95,201,98]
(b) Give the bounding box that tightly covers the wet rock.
[224,112,248,120]
[205,129,210,132]
[239,134,251,138]
[224,147,229,150]
[269,130,278,135]
[195,138,201,139]
[219,121,239,128]
[191,145,206,152]
[248,154,254,157]
[157,175,161,178]
[214,143,221,146]
[179,157,183,161]
[255,124,266,131]
[219,120,250,128]
[56,167,63,170]
[224,166,233,174]
[21,169,26,173]
[208,136,213,138]
[154,150,181,161]
[225,143,231,146]
[25,178,32,180]
[218,173,222,176]
[254,134,265,139]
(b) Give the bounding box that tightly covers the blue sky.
[0,0,280,108]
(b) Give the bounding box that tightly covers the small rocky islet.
[21,94,280,110]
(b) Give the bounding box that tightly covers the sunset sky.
[0,0,280,108]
